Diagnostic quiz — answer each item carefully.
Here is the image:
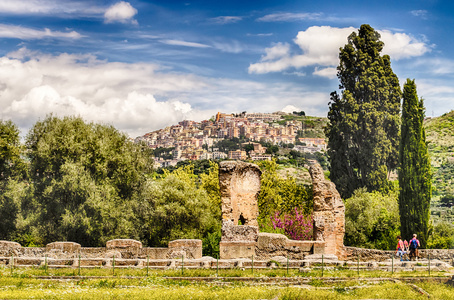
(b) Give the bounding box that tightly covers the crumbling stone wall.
[219,161,261,259]
[219,161,261,228]
[219,161,331,260]
[0,239,202,261]
[345,246,454,263]
[309,163,345,258]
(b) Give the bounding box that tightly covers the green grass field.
[1,267,453,299]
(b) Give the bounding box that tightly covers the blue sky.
[0,0,453,137]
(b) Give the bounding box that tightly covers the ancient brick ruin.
[309,163,345,259]
[219,161,329,260]
[218,161,260,258]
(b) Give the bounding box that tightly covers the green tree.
[243,143,255,155]
[325,24,401,199]
[344,188,400,250]
[399,79,431,247]
[0,120,27,180]
[137,167,221,247]
[25,115,154,246]
[0,120,30,242]
[427,222,454,249]
[0,180,28,240]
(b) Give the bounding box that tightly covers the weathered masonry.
[218,161,344,260]
[309,163,345,259]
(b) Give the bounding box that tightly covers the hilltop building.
[135,111,324,167]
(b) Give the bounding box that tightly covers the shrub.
[270,207,313,240]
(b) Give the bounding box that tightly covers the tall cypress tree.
[325,24,401,199]
[399,79,431,247]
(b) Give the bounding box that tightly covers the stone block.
[221,220,258,242]
[106,239,142,249]
[0,241,21,256]
[285,240,314,252]
[220,241,256,259]
[46,242,80,254]
[15,258,41,266]
[256,233,288,251]
[168,239,202,259]
[45,242,81,259]
[106,239,142,259]
[110,259,139,267]
[79,259,105,266]
[312,241,326,254]
[0,240,21,250]
[79,247,106,259]
[105,250,122,259]
[47,259,75,266]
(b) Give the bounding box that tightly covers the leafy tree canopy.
[0,120,27,180]
[23,115,154,246]
[344,188,400,250]
[398,79,431,247]
[325,24,401,199]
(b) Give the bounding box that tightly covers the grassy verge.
[0,267,453,299]
[0,265,450,278]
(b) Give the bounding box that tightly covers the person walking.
[409,234,420,261]
[395,236,405,261]
[403,239,409,261]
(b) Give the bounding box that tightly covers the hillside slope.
[424,110,454,196]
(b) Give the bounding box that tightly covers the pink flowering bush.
[271,207,313,240]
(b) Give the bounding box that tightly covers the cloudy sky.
[0,0,453,137]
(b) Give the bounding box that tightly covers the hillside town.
[135,112,327,168]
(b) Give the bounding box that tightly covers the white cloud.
[281,105,301,113]
[313,67,337,79]
[0,48,335,137]
[261,42,290,61]
[0,0,104,16]
[210,16,242,24]
[414,79,454,117]
[249,26,431,77]
[0,24,82,39]
[257,12,322,22]
[212,41,244,53]
[161,39,211,48]
[0,48,209,137]
[414,58,454,75]
[380,30,431,60]
[249,26,354,74]
[104,1,138,25]
[411,10,428,18]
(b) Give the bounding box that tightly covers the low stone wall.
[255,233,325,260]
[344,247,394,261]
[220,233,326,260]
[106,239,143,259]
[345,246,454,263]
[140,247,169,259]
[0,239,202,260]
